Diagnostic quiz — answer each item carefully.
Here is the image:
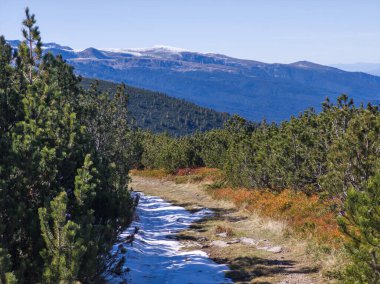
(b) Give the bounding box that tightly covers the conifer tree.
[339,170,380,282]
[0,9,135,282]
[322,107,380,200]
[19,7,42,84]
[39,192,85,283]
[0,36,17,134]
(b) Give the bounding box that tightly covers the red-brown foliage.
[211,187,343,246]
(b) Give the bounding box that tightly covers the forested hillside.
[80,78,229,136]
[0,10,139,283]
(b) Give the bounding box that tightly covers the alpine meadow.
[1,4,380,284]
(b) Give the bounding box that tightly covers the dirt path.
[130,175,325,284]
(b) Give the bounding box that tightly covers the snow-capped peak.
[124,45,188,53]
[100,48,143,56]
[151,45,188,52]
[100,45,188,56]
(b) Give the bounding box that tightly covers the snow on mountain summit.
[100,45,188,57]
[136,45,188,52]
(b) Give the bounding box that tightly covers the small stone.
[216,232,227,238]
[227,238,240,244]
[239,237,257,245]
[267,246,283,253]
[197,237,208,242]
[192,206,203,210]
[211,240,229,248]
[257,246,270,251]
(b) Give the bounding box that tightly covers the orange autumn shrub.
[191,167,220,175]
[176,167,220,176]
[174,167,223,182]
[211,187,344,246]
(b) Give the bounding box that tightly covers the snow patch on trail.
[107,192,232,284]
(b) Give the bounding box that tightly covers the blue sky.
[1,0,379,64]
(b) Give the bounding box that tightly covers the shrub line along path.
[130,175,325,284]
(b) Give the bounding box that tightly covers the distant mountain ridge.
[7,40,380,122]
[331,63,380,76]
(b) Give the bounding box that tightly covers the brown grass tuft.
[214,224,234,237]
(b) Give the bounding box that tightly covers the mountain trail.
[130,175,325,284]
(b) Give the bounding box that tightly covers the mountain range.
[8,40,380,122]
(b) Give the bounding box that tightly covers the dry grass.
[132,167,223,184]
[130,169,168,179]
[214,224,234,237]
[211,187,344,247]
[175,167,223,184]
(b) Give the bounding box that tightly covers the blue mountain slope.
[8,41,380,122]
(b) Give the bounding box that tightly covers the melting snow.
[107,192,232,284]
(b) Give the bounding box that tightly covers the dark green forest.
[80,78,230,136]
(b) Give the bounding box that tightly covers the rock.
[257,245,283,253]
[267,246,283,253]
[192,206,203,210]
[197,237,208,242]
[227,238,240,244]
[216,232,227,238]
[211,240,229,248]
[257,246,270,251]
[239,237,257,245]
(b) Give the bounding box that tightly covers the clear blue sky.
[1,0,379,64]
